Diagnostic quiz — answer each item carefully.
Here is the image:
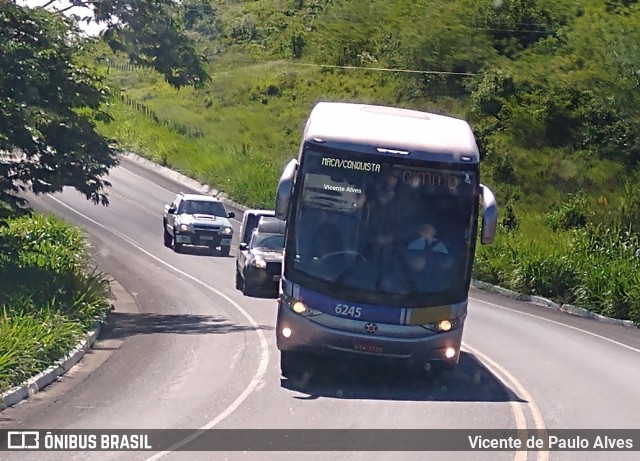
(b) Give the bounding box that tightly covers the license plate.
[200,236,215,241]
[353,343,383,354]
[273,275,281,282]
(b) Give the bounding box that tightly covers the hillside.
[94,0,640,320]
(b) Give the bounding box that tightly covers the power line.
[213,57,478,76]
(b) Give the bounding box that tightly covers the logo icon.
[364,322,378,334]
[7,431,40,450]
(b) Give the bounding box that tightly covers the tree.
[95,0,209,88]
[0,1,209,208]
[0,2,116,207]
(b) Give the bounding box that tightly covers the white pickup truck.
[163,192,235,256]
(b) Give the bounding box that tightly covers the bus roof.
[303,102,479,161]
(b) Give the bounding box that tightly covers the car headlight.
[221,226,233,235]
[178,223,191,232]
[252,255,267,269]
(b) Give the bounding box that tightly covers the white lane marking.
[471,297,640,354]
[110,190,163,218]
[118,163,243,223]
[461,343,528,461]
[46,194,269,459]
[463,343,548,461]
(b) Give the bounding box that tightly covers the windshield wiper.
[334,242,375,286]
[392,247,420,294]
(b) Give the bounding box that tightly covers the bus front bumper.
[276,306,463,367]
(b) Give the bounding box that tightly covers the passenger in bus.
[308,209,343,260]
[407,223,449,254]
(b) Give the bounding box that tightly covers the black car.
[235,217,285,296]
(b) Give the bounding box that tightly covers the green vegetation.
[0,1,207,208]
[95,0,640,324]
[0,1,209,395]
[0,213,111,392]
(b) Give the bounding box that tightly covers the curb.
[120,151,639,330]
[0,315,106,411]
[470,279,638,329]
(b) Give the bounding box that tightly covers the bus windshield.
[285,149,478,307]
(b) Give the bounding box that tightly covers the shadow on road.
[100,312,273,339]
[172,245,234,258]
[239,288,279,300]
[281,352,526,403]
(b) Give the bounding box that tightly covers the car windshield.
[286,149,477,304]
[179,200,227,217]
[250,233,284,251]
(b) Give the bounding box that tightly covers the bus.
[274,102,497,377]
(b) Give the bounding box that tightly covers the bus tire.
[280,350,302,378]
[163,226,172,248]
[427,361,454,379]
[220,246,231,257]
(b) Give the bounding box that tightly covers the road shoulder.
[0,280,138,412]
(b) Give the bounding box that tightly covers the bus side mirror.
[275,159,298,221]
[480,184,497,245]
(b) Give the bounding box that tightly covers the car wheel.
[241,276,253,296]
[220,246,231,257]
[173,232,183,253]
[163,225,172,248]
[235,269,244,290]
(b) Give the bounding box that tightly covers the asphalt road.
[2,156,639,461]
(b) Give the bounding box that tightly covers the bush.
[508,244,577,303]
[0,212,111,391]
[570,225,640,322]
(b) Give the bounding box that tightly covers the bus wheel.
[426,361,454,379]
[280,351,304,379]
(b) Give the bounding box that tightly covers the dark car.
[235,217,285,296]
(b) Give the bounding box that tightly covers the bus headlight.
[221,226,233,235]
[292,301,306,314]
[282,295,322,317]
[179,223,192,232]
[252,256,267,269]
[421,316,464,333]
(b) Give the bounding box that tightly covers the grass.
[97,61,640,325]
[474,214,640,324]
[91,0,640,325]
[0,213,112,392]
